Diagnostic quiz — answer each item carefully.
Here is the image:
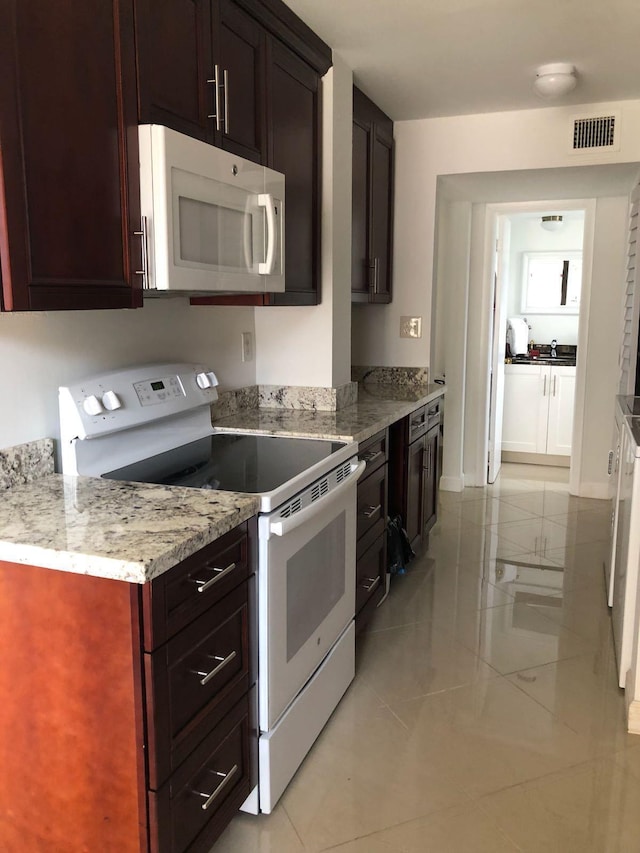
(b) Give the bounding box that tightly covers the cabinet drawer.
[355,534,386,617]
[149,689,256,853]
[143,522,252,650]
[358,429,387,477]
[356,462,387,546]
[146,581,252,789]
[408,406,428,442]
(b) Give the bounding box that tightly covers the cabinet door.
[0,0,142,311]
[266,37,320,304]
[405,436,425,547]
[351,87,393,304]
[501,365,549,454]
[423,426,439,536]
[369,126,393,303]
[351,115,371,297]
[213,0,267,164]
[135,0,213,142]
[546,367,575,456]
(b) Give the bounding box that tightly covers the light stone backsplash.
[352,366,429,386]
[0,439,55,490]
[212,380,358,421]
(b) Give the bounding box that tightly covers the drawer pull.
[193,763,238,811]
[362,449,383,463]
[192,650,237,686]
[192,562,236,594]
[362,576,381,593]
[362,504,382,519]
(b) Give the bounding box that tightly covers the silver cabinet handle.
[192,650,237,686]
[543,374,547,396]
[363,504,381,519]
[608,450,614,475]
[362,449,383,463]
[194,764,238,811]
[192,562,236,594]
[207,64,222,131]
[363,576,381,593]
[222,68,229,134]
[553,375,558,396]
[133,217,149,289]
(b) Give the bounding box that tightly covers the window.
[521,252,582,314]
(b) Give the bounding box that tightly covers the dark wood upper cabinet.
[135,0,213,141]
[214,0,267,163]
[178,0,331,308]
[265,38,320,304]
[351,87,394,304]
[0,0,142,312]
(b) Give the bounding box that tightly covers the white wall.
[376,98,640,494]
[255,55,353,388]
[352,99,640,371]
[506,214,583,346]
[0,298,256,450]
[579,196,629,493]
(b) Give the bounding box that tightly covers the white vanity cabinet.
[502,363,576,457]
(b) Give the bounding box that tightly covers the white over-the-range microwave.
[138,124,285,295]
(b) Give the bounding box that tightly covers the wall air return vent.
[570,112,620,153]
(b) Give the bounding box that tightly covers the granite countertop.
[0,475,259,584]
[212,383,446,443]
[0,383,444,585]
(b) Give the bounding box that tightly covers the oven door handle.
[269,460,366,537]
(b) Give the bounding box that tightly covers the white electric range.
[59,362,364,814]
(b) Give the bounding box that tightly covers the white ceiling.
[282,0,640,120]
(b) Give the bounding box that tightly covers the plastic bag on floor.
[387,515,414,575]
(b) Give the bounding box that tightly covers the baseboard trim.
[575,482,609,500]
[440,475,464,493]
[501,451,570,468]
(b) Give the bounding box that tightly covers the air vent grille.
[573,115,616,150]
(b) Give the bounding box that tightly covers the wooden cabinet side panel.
[0,562,146,853]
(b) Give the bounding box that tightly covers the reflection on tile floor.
[214,464,637,852]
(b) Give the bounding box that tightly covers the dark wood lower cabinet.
[389,398,442,553]
[0,519,257,853]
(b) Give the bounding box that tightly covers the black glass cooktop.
[104,433,346,494]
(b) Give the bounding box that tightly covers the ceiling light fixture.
[534,63,577,99]
[541,215,564,232]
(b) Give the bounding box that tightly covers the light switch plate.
[400,316,422,339]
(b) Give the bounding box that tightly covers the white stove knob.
[82,394,104,416]
[102,390,122,411]
[196,371,218,389]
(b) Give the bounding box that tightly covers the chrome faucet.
[550,339,557,358]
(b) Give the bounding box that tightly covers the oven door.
[257,459,364,732]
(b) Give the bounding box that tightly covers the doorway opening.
[487,203,589,487]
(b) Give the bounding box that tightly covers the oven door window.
[260,482,357,732]
[286,513,345,662]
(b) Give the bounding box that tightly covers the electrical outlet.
[241,331,254,362]
[400,316,422,339]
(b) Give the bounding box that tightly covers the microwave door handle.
[269,460,366,537]
[258,193,277,275]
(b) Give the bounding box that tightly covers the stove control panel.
[133,375,185,406]
[59,362,219,444]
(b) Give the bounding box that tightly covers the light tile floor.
[214,463,640,852]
